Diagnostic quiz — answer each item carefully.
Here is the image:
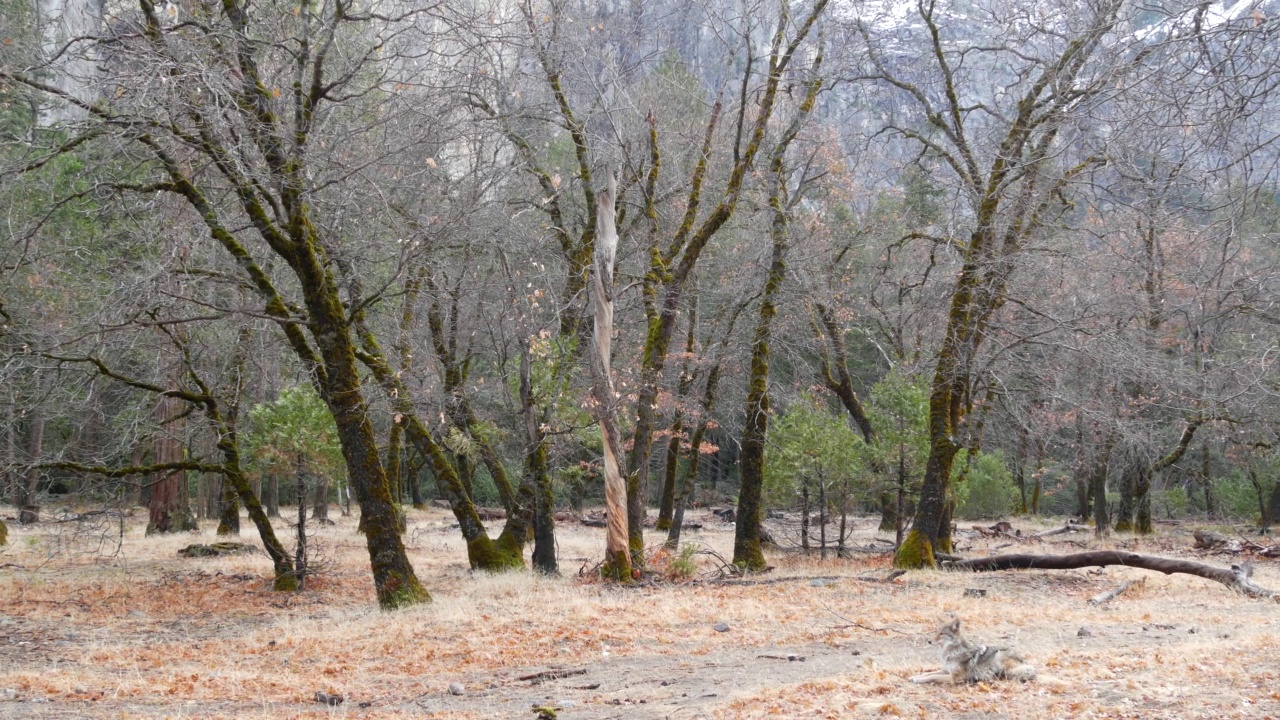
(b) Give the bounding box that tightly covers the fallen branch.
[1088,578,1144,605]
[1034,520,1087,538]
[857,569,906,584]
[517,668,587,683]
[944,551,1275,599]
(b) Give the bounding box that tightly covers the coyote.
[910,619,1036,684]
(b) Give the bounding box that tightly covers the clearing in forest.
[0,506,1277,719]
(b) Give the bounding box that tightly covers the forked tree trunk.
[590,173,631,581]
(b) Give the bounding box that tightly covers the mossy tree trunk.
[885,0,1123,568]
[520,346,557,574]
[735,52,824,571]
[623,1,830,569]
[216,476,240,536]
[656,303,698,532]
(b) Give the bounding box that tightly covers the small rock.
[809,578,836,587]
[713,623,730,633]
[1,688,18,701]
[314,691,343,706]
[963,588,987,598]
[128,610,146,618]
[557,699,578,708]
[449,682,466,696]
[1188,626,1200,634]
[1077,627,1092,638]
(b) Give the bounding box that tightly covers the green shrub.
[953,451,1019,519]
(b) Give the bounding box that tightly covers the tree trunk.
[1266,478,1280,532]
[655,430,682,532]
[734,48,823,571]
[1075,475,1091,520]
[147,392,195,535]
[627,2,829,568]
[1134,463,1153,535]
[295,460,308,588]
[659,301,702,536]
[590,173,631,581]
[666,372,722,550]
[387,420,404,506]
[312,474,330,522]
[1091,432,1114,537]
[216,475,240,535]
[801,481,811,552]
[265,475,279,517]
[1200,443,1214,517]
[1115,462,1136,532]
[301,269,429,607]
[521,347,556,574]
[20,406,45,512]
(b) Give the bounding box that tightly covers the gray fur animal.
[910,619,1036,684]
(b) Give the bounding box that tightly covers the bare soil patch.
[1,506,1278,719]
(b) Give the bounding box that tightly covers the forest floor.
[1,504,1278,719]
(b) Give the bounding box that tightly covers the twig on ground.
[818,598,912,635]
[1088,578,1145,605]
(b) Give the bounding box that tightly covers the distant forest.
[3,0,1279,603]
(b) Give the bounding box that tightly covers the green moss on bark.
[377,571,432,609]
[893,529,937,569]
[467,534,525,571]
[601,549,632,581]
[0,519,7,546]
[272,572,299,592]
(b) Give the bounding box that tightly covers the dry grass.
[1,505,1278,719]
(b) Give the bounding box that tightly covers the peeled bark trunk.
[590,174,631,581]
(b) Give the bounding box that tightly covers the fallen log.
[943,551,1275,599]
